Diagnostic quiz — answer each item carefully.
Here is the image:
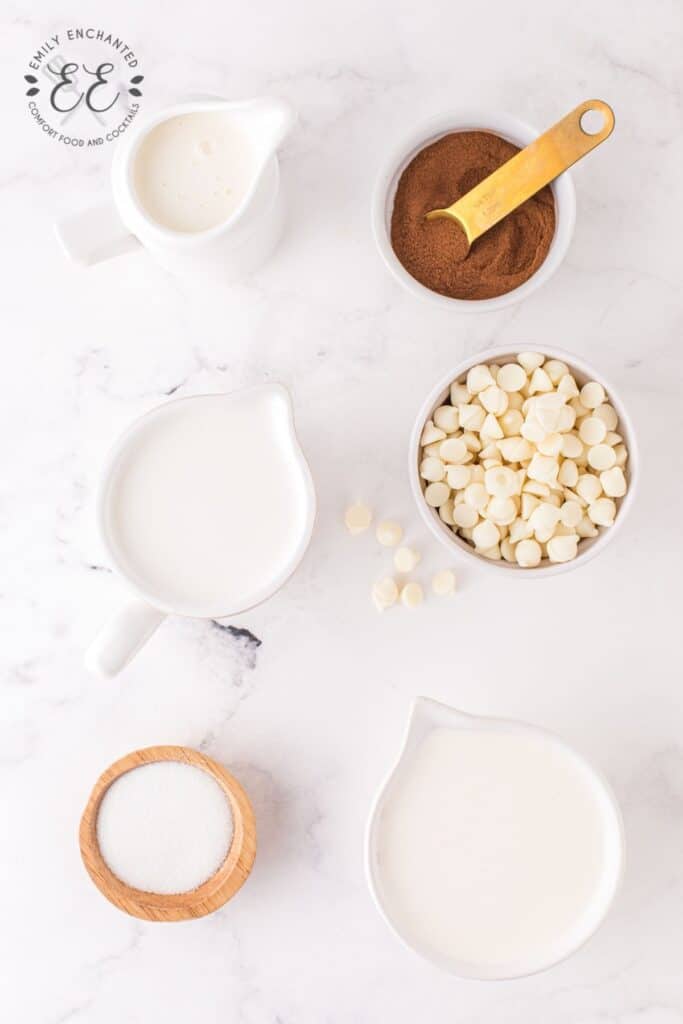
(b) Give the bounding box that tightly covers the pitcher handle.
[85,597,166,677]
[55,200,140,266]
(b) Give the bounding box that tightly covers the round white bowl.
[365,698,625,980]
[372,110,576,312]
[409,346,638,577]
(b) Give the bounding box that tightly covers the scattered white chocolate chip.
[394,546,421,573]
[372,577,399,612]
[376,520,403,547]
[345,502,372,534]
[400,581,424,608]
[432,570,456,596]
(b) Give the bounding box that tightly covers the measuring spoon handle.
[453,99,615,246]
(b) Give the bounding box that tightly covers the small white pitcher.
[55,96,295,278]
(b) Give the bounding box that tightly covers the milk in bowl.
[367,699,624,979]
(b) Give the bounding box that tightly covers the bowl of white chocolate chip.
[410,347,637,575]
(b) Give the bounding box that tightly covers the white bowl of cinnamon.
[372,110,576,312]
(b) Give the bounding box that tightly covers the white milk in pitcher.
[133,112,255,232]
[376,727,622,973]
[104,390,311,615]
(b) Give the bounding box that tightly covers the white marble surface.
[2,1,683,1020]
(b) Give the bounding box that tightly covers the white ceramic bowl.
[366,698,625,980]
[409,346,638,577]
[372,110,576,312]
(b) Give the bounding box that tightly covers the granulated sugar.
[96,761,234,894]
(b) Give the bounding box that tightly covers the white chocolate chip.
[401,581,424,608]
[467,364,495,394]
[453,502,479,528]
[517,352,545,372]
[500,409,524,437]
[544,360,570,384]
[557,373,579,399]
[481,413,504,440]
[500,537,516,562]
[394,546,421,573]
[432,569,456,596]
[528,367,553,394]
[446,464,471,489]
[528,452,559,484]
[472,518,500,549]
[439,499,455,525]
[345,502,372,534]
[497,363,527,392]
[464,482,488,510]
[480,386,509,416]
[547,534,579,563]
[588,444,617,471]
[558,459,579,487]
[458,404,487,431]
[600,466,627,498]
[376,520,403,547]
[589,497,616,526]
[580,381,606,409]
[372,577,399,611]
[576,515,599,538]
[484,465,518,498]
[440,437,468,464]
[433,405,460,433]
[450,383,470,406]
[420,456,446,482]
[538,432,563,457]
[579,416,607,446]
[424,481,451,507]
[498,436,533,462]
[516,538,542,567]
[486,496,517,525]
[420,420,446,446]
[576,473,602,503]
[560,500,583,528]
[561,433,584,459]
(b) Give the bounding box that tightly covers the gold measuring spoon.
[425,100,615,250]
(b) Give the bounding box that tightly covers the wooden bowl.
[79,745,256,921]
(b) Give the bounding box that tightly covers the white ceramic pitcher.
[85,383,316,677]
[366,697,625,979]
[55,96,295,278]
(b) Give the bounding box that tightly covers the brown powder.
[390,131,556,300]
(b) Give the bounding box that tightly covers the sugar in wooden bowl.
[79,746,256,921]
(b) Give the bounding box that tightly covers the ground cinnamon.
[390,131,555,300]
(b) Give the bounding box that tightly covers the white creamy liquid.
[106,391,310,615]
[97,762,233,894]
[133,112,255,232]
[375,727,621,974]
